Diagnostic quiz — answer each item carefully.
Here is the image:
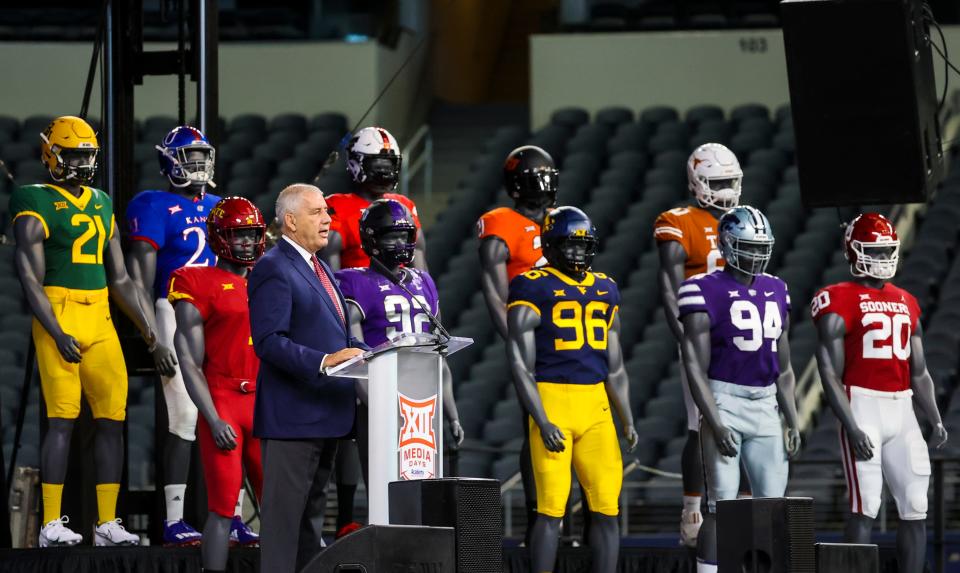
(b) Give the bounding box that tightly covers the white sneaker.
[94,519,140,546]
[680,510,702,548]
[39,516,83,547]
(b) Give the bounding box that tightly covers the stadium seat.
[639,106,680,126]
[685,105,724,128]
[595,106,634,128]
[309,112,348,135]
[550,107,591,130]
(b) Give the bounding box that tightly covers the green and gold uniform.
[11,184,127,421]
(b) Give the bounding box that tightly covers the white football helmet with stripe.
[346,126,402,193]
[687,143,742,211]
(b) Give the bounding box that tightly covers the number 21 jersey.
[335,267,440,347]
[811,281,920,392]
[125,189,222,299]
[678,271,790,387]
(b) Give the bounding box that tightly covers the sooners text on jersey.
[811,281,919,392]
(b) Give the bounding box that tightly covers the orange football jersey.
[653,206,724,278]
[327,192,421,269]
[477,207,546,281]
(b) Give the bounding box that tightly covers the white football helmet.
[687,143,743,211]
[346,126,402,193]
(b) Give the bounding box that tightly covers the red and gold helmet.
[844,212,899,280]
[207,196,266,267]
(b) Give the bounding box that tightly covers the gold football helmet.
[40,116,99,184]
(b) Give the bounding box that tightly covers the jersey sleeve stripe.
[110,216,116,240]
[678,284,701,294]
[507,300,541,316]
[345,299,366,321]
[654,227,683,238]
[12,211,50,239]
[607,305,620,329]
[129,235,160,250]
[167,290,194,302]
[678,296,706,306]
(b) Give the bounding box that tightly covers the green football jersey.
[10,184,116,290]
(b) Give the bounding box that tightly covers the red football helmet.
[207,196,266,266]
[844,212,900,280]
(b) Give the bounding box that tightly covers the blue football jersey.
[125,189,222,298]
[508,266,620,385]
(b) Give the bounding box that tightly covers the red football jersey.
[811,281,920,392]
[326,192,421,269]
[167,266,259,382]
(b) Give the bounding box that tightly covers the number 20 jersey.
[811,281,920,392]
[508,267,620,385]
[678,271,790,387]
[335,267,440,347]
[125,189,222,299]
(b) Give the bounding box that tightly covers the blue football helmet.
[718,205,775,276]
[156,126,216,189]
[542,206,597,277]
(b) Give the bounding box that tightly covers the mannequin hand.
[54,331,82,363]
[931,423,948,449]
[150,343,178,378]
[785,428,801,459]
[450,420,465,448]
[623,425,639,452]
[847,427,874,461]
[713,425,738,457]
[539,421,566,453]
[210,419,238,450]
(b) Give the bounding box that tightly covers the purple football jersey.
[677,271,791,387]
[335,267,441,347]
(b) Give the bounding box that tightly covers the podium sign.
[327,333,472,524]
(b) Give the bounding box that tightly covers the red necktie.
[311,255,345,325]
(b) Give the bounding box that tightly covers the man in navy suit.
[249,183,367,573]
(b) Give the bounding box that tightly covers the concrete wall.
[530,26,960,130]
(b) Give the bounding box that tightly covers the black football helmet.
[359,198,418,266]
[542,206,597,279]
[503,145,558,209]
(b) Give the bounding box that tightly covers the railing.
[399,124,433,200]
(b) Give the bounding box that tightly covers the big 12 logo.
[398,393,438,479]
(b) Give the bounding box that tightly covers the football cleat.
[207,196,267,266]
[94,518,140,546]
[717,205,775,276]
[844,212,899,280]
[38,516,83,547]
[346,126,402,194]
[40,116,99,185]
[503,145,558,209]
[162,519,202,547]
[687,143,742,211]
[335,521,363,540]
[229,515,260,547]
[359,199,417,267]
[679,509,702,548]
[541,206,597,279]
[156,126,216,189]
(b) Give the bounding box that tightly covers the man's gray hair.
[276,183,323,228]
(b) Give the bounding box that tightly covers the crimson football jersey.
[811,281,920,392]
[167,266,259,382]
[327,192,421,269]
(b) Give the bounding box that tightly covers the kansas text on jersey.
[508,267,620,385]
[10,184,117,290]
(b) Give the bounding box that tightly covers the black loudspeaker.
[301,524,456,573]
[717,497,815,573]
[815,543,879,573]
[781,0,943,207]
[389,478,502,573]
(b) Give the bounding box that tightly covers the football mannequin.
[506,206,637,573]
[654,142,742,546]
[477,145,555,542]
[679,206,800,573]
[125,126,223,545]
[321,126,426,270]
[171,197,267,572]
[335,199,464,494]
[12,116,176,546]
[812,213,947,573]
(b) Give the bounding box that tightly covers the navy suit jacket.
[249,238,367,439]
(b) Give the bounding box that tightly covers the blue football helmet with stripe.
[157,126,216,190]
[542,206,597,278]
[718,205,775,276]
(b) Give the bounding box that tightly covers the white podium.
[326,332,473,524]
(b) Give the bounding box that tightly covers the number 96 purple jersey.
[334,267,441,347]
[677,271,790,387]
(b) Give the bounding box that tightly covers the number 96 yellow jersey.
[11,184,116,290]
[507,266,620,385]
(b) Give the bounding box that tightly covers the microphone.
[368,256,452,345]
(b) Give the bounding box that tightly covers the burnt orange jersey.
[477,207,547,281]
[653,206,724,279]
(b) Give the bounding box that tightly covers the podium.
[326,332,472,524]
